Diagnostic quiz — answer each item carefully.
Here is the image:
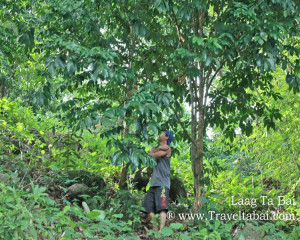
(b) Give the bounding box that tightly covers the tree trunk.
[192,93,205,210]
[119,167,129,189]
[0,81,6,98]
[191,9,206,211]
[119,21,135,190]
[119,121,129,189]
[119,164,129,189]
[191,73,205,211]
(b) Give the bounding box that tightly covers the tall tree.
[133,0,300,210]
[29,0,169,173]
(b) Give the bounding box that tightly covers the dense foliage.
[0,0,299,239]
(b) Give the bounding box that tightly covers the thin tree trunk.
[190,74,197,204]
[0,81,6,98]
[191,9,206,211]
[119,21,135,189]
[119,121,130,189]
[193,74,205,211]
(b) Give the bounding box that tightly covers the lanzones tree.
[112,0,299,210]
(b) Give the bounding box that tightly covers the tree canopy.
[1,0,299,211]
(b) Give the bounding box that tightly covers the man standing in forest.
[142,130,174,232]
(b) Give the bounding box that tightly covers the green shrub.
[0,180,78,239]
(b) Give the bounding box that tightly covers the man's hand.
[148,144,171,158]
[150,147,157,153]
[157,145,170,151]
[150,145,169,153]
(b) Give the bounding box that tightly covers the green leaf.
[88,210,105,220]
[173,5,178,14]
[129,149,139,170]
[211,230,221,240]
[154,0,166,13]
[129,101,140,107]
[162,95,170,106]
[101,117,112,127]
[148,121,158,134]
[213,41,222,50]
[148,102,159,112]
[82,201,90,213]
[48,62,56,77]
[83,229,94,237]
[88,210,101,220]
[180,234,191,240]
[91,66,99,82]
[121,152,129,163]
[136,117,142,132]
[142,127,149,140]
[79,223,88,229]
[239,234,245,240]
[205,57,212,66]
[102,67,109,78]
[55,56,65,69]
[160,227,173,236]
[68,220,76,229]
[198,228,208,236]
[176,48,193,57]
[112,152,122,165]
[146,182,151,191]
[170,223,183,230]
[192,36,204,46]
[139,104,145,114]
[267,58,275,70]
[113,213,123,219]
[133,21,148,37]
[258,38,264,45]
[63,205,70,214]
[214,220,221,229]
[67,60,76,75]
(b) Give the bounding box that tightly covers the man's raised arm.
[150,145,170,153]
[148,146,170,158]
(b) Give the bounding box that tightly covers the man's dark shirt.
[150,155,171,189]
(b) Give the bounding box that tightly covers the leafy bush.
[0,171,144,239]
[0,179,77,239]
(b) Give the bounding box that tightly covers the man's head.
[158,130,174,146]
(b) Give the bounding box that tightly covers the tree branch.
[203,61,226,122]
[207,61,226,90]
[171,8,185,46]
[254,86,266,105]
[170,104,197,146]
